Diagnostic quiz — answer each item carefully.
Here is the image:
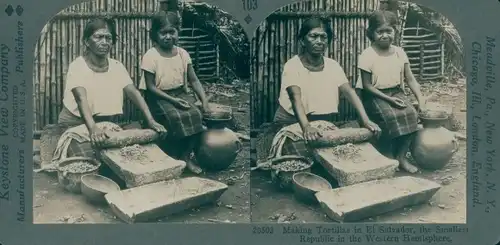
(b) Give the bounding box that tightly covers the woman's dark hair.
[297,17,334,44]
[366,11,399,42]
[149,11,181,43]
[381,0,399,12]
[82,17,117,45]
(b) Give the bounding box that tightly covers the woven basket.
[39,124,68,169]
[255,123,284,162]
[269,155,313,191]
[56,157,101,194]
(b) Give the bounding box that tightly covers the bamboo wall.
[401,23,445,80]
[33,0,221,132]
[250,0,380,129]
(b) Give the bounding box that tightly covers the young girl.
[139,12,211,174]
[356,10,426,173]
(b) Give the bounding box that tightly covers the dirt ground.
[250,79,467,223]
[32,80,467,224]
[33,86,252,224]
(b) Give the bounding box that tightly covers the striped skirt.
[273,106,337,158]
[143,88,204,158]
[144,88,204,139]
[57,107,118,158]
[361,87,419,139]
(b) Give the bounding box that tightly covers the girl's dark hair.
[297,17,334,44]
[366,11,399,42]
[149,11,181,43]
[82,17,117,45]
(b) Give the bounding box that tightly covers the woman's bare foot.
[398,157,419,173]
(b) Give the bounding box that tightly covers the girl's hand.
[174,98,191,110]
[362,120,382,138]
[390,97,407,109]
[417,101,427,112]
[303,125,322,142]
[400,83,409,95]
[201,102,211,114]
[89,125,109,148]
[147,120,167,135]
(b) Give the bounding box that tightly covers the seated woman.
[57,17,166,160]
[269,17,381,160]
[139,12,212,174]
[356,11,425,173]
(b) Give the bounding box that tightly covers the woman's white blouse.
[62,56,133,117]
[278,55,349,115]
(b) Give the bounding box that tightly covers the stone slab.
[105,177,228,223]
[100,144,186,188]
[313,142,399,187]
[315,176,441,222]
[100,129,160,149]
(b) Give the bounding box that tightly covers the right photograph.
[250,0,466,223]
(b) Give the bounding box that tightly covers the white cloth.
[37,122,122,172]
[138,46,191,91]
[277,55,349,115]
[267,123,304,160]
[62,56,133,117]
[355,45,410,89]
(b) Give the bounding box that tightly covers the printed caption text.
[253,224,468,243]
[0,19,26,222]
[470,36,498,213]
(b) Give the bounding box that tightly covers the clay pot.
[411,113,459,170]
[195,118,242,171]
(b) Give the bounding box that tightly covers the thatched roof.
[182,2,250,79]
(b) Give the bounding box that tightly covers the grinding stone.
[315,176,441,222]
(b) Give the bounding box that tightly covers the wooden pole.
[440,33,445,77]
[419,43,425,78]
[216,37,220,79]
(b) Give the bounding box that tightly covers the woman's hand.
[89,125,109,148]
[173,98,191,110]
[146,119,168,138]
[362,120,382,138]
[303,125,323,142]
[390,97,407,109]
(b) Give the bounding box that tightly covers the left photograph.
[32,0,251,224]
